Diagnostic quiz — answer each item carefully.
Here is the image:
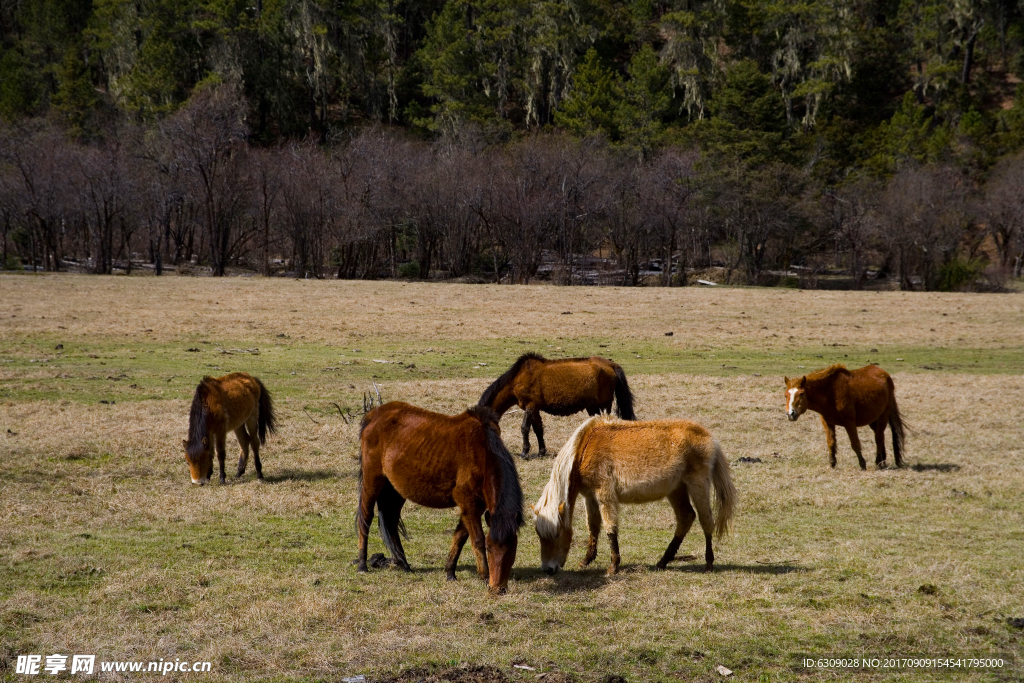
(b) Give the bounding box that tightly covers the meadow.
[1,274,1022,682]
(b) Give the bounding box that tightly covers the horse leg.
[872,420,888,469]
[234,425,250,478]
[533,412,547,457]
[820,416,838,468]
[844,423,866,470]
[356,475,385,573]
[215,435,228,484]
[657,485,696,569]
[596,489,620,575]
[247,413,264,479]
[579,493,602,569]
[445,519,470,581]
[520,411,532,457]
[688,480,716,571]
[464,510,490,582]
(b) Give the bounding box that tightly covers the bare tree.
[983,153,1024,278]
[163,84,250,275]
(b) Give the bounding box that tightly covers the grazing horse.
[533,415,736,576]
[479,353,635,457]
[784,364,905,470]
[356,402,524,594]
[182,372,277,485]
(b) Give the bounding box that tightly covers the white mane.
[534,415,602,538]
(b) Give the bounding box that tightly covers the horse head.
[182,436,213,485]
[534,500,572,575]
[784,376,808,421]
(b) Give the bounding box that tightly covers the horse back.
[521,357,617,414]
[578,419,715,503]
[203,373,261,433]
[361,402,488,508]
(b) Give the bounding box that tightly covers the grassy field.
[1,273,1022,682]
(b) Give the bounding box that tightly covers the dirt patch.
[373,664,513,683]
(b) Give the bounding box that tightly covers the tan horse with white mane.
[533,416,736,575]
[784,364,905,470]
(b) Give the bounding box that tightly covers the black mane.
[478,352,545,410]
[480,414,525,544]
[185,377,213,460]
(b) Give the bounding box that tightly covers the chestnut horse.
[784,364,905,470]
[356,402,524,593]
[479,353,635,457]
[182,372,277,485]
[533,415,736,576]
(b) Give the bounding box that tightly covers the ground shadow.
[909,463,961,473]
[670,561,809,575]
[260,468,341,484]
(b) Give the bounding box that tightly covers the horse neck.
[487,383,518,415]
[804,374,836,410]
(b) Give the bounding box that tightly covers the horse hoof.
[446,574,457,582]
[704,564,714,573]
[606,567,619,576]
[236,470,246,478]
[655,562,668,570]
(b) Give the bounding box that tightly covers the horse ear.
[783,376,789,384]
[181,439,188,451]
[798,376,806,387]
[202,437,208,445]
[532,504,539,515]
[558,502,565,516]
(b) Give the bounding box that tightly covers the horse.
[356,401,524,594]
[533,415,736,576]
[182,372,277,485]
[784,364,905,470]
[478,353,635,458]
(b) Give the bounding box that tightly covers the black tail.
[256,377,277,444]
[376,479,410,567]
[889,395,906,467]
[613,364,636,420]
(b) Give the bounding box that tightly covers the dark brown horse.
[479,353,635,457]
[785,364,905,470]
[182,372,277,485]
[356,402,524,593]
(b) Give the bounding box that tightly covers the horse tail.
[889,392,906,467]
[710,441,737,540]
[255,377,277,445]
[612,364,636,420]
[186,378,212,461]
[376,479,410,566]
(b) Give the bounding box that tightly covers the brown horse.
[479,353,635,457]
[533,415,736,576]
[357,401,524,593]
[182,372,277,485]
[784,364,905,470]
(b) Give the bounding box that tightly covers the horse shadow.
[515,560,808,591]
[258,469,342,484]
[909,463,961,473]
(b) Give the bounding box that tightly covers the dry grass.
[1,273,1023,682]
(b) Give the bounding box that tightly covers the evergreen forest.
[2,0,1024,288]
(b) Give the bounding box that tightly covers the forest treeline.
[2,0,1024,288]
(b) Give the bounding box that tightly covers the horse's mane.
[806,364,850,383]
[535,414,601,539]
[186,377,214,460]
[468,405,524,544]
[478,352,546,409]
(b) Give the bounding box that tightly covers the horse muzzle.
[191,477,209,486]
[787,412,798,421]
[542,564,560,576]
